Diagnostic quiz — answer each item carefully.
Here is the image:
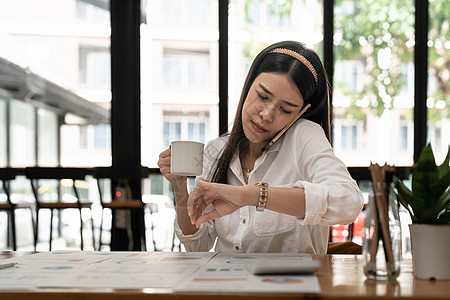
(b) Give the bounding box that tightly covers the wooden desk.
[0,252,448,300]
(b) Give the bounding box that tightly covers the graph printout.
[0,251,320,293]
[177,253,320,293]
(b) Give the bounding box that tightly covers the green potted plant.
[394,144,450,280]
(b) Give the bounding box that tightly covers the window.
[400,125,409,152]
[76,0,109,21]
[80,126,88,149]
[399,63,414,94]
[0,98,6,167]
[428,0,449,164]
[245,1,290,27]
[229,0,324,133]
[335,60,364,93]
[161,0,212,28]
[341,124,357,151]
[333,119,364,153]
[163,115,207,148]
[37,109,58,166]
[79,124,111,150]
[163,49,210,89]
[163,121,181,148]
[140,1,218,169]
[10,100,35,167]
[334,0,415,166]
[188,122,205,142]
[428,125,442,151]
[79,46,111,87]
[399,121,414,153]
[93,124,111,149]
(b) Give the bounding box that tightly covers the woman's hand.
[157,147,187,188]
[188,182,251,227]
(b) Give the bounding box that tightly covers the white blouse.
[174,119,364,254]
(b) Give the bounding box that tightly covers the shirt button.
[235,246,240,251]
[242,219,246,224]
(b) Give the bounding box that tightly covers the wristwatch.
[255,182,268,212]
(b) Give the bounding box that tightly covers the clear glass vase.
[362,183,401,280]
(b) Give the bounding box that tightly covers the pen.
[0,262,17,270]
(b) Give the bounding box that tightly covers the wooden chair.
[93,167,147,251]
[0,168,35,250]
[25,167,95,251]
[327,241,362,254]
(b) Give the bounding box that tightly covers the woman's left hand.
[188,182,249,228]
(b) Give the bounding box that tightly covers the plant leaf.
[437,210,450,225]
[433,169,450,199]
[412,144,439,205]
[394,176,420,222]
[436,189,450,212]
[396,192,416,222]
[433,146,450,204]
[393,145,450,224]
[437,146,450,179]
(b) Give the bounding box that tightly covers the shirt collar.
[229,136,285,184]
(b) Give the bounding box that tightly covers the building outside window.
[79,46,111,88]
[163,121,181,148]
[334,60,364,93]
[334,0,416,166]
[332,116,365,163]
[79,124,110,150]
[341,124,357,151]
[399,125,409,152]
[161,0,212,28]
[163,115,207,148]
[141,0,218,169]
[162,49,210,90]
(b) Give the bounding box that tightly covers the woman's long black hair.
[209,41,331,184]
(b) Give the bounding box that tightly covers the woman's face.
[241,72,304,147]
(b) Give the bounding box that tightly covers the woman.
[158,41,363,254]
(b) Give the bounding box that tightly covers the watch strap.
[255,182,268,212]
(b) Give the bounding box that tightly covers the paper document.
[0,251,320,293]
[176,253,321,293]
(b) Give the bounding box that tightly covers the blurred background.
[0,0,448,254]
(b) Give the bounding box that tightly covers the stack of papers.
[0,251,320,293]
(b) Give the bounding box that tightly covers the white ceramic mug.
[170,141,204,176]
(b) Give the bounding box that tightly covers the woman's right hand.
[157,147,187,187]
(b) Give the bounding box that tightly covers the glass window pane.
[0,0,111,168]
[79,46,111,87]
[10,100,35,167]
[93,124,111,149]
[188,122,206,143]
[428,0,449,164]
[37,109,58,166]
[141,0,219,168]
[334,0,415,166]
[228,0,324,132]
[0,98,6,167]
[163,121,182,148]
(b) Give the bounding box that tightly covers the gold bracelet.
[255,182,268,212]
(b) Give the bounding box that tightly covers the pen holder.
[362,182,401,280]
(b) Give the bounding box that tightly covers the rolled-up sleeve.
[174,219,217,251]
[291,122,364,226]
[293,180,363,225]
